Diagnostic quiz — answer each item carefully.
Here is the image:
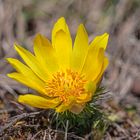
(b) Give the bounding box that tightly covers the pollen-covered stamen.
[45,69,87,102]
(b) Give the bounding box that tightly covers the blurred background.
[0,0,140,139]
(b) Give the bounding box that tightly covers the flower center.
[45,69,86,102]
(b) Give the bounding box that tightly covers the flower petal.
[89,33,109,50]
[6,58,47,94]
[82,48,105,81]
[18,94,60,109]
[71,24,88,72]
[77,81,96,103]
[55,96,75,113]
[55,103,70,113]
[77,93,92,103]
[14,44,49,82]
[34,34,59,73]
[7,72,46,95]
[84,81,96,93]
[94,56,109,84]
[52,17,72,69]
[7,58,36,77]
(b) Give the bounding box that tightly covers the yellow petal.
[71,24,88,71]
[52,17,72,69]
[55,96,75,113]
[7,72,46,95]
[6,58,47,94]
[77,93,92,103]
[94,56,109,84]
[82,48,105,81]
[34,34,59,73]
[14,44,48,82]
[84,81,96,93]
[18,94,60,109]
[90,33,109,50]
[55,103,70,113]
[7,58,36,76]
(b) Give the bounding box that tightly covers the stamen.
[45,69,86,103]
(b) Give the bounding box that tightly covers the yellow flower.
[7,17,109,114]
